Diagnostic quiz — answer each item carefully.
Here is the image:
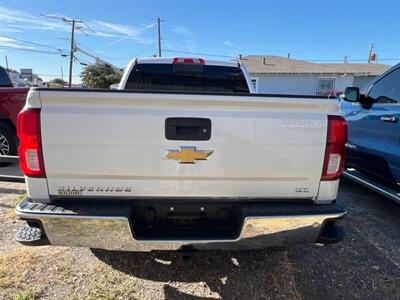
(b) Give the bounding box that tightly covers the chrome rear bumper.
[16,198,346,251]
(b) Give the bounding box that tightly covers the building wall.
[252,74,354,95]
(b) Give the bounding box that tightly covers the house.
[240,55,390,95]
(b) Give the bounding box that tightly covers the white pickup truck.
[15,57,347,251]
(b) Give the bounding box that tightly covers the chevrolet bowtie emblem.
[166,146,213,164]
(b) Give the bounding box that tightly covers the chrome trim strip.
[344,169,400,204]
[16,207,346,251]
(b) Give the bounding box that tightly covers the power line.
[164,49,235,58]
[75,55,93,66]
[82,21,96,34]
[73,44,121,70]
[165,49,400,63]
[0,34,68,52]
[0,45,68,55]
[76,27,89,36]
[41,14,83,88]
[78,40,145,61]
[131,43,157,58]
[2,41,398,64]
[35,73,80,77]
[75,42,102,59]
[306,58,400,62]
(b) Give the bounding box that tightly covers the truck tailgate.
[37,90,338,200]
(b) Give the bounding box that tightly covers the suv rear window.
[125,63,250,93]
[0,67,13,88]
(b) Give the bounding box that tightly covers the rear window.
[0,67,13,88]
[125,63,250,93]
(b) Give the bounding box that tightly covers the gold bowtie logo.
[166,146,213,164]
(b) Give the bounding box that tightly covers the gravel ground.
[1,164,400,299]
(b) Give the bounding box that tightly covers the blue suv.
[341,64,400,202]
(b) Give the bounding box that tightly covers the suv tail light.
[321,115,347,181]
[172,57,205,65]
[17,108,45,178]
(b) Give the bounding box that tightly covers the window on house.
[251,78,259,93]
[316,78,336,96]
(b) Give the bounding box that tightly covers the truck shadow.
[91,247,295,299]
[0,187,26,195]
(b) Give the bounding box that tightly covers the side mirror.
[344,87,360,102]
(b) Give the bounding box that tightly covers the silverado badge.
[166,146,213,164]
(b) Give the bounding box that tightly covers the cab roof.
[134,57,239,68]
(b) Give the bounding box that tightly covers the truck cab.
[341,64,400,199]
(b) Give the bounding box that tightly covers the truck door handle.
[165,118,211,140]
[380,116,399,123]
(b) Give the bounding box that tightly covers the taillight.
[17,108,45,178]
[172,57,205,65]
[321,115,347,181]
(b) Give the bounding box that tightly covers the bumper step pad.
[15,226,48,246]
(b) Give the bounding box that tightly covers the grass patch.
[5,193,27,220]
[13,193,27,206]
[83,268,138,300]
[14,288,40,300]
[0,248,36,289]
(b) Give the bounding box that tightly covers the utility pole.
[4,55,9,74]
[157,17,162,57]
[61,65,64,83]
[368,43,374,64]
[68,19,76,87]
[40,15,83,87]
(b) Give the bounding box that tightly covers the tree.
[51,78,67,85]
[80,64,122,89]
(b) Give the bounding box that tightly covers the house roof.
[241,55,390,76]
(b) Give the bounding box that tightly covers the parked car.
[0,66,29,158]
[15,57,347,251]
[340,63,400,202]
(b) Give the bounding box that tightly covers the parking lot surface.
[1,164,400,299]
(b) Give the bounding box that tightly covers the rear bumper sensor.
[15,198,346,251]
